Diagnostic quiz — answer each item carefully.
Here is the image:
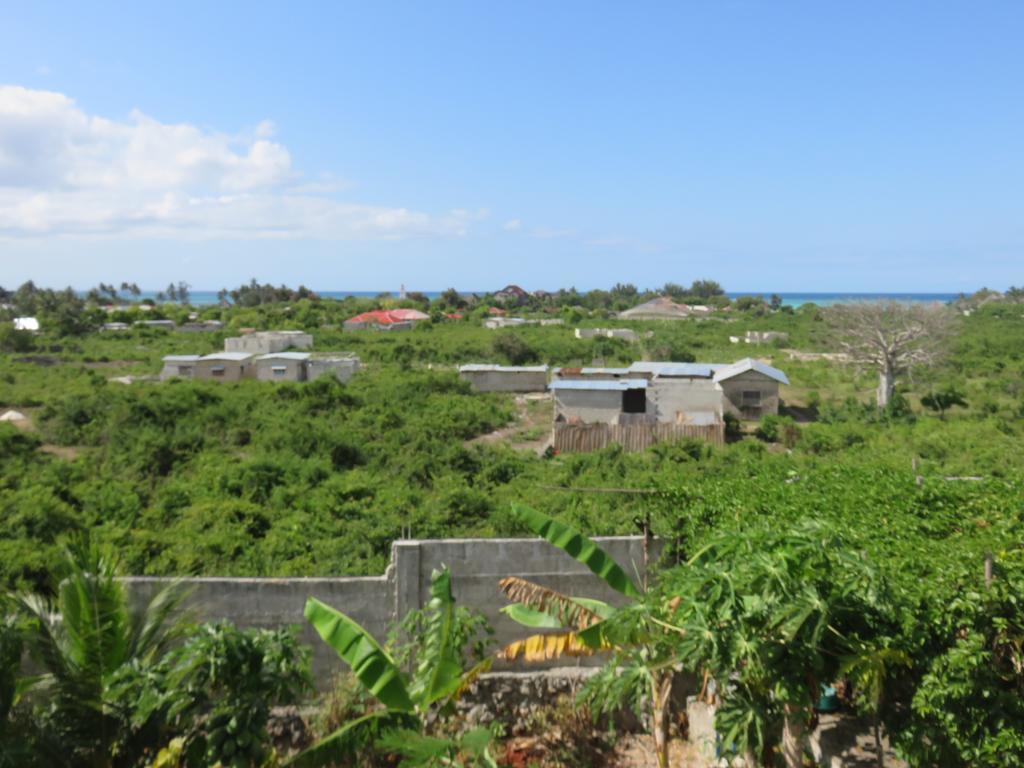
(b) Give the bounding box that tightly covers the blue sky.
[1,1,1022,292]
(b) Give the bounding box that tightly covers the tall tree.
[829,301,953,409]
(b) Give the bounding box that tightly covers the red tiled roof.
[345,309,429,325]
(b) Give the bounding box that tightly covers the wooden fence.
[553,422,725,453]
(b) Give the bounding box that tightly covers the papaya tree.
[661,520,886,767]
[288,567,497,767]
[497,503,680,768]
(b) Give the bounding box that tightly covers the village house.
[459,364,549,393]
[193,352,254,382]
[343,309,429,331]
[102,322,131,332]
[551,358,788,425]
[254,352,309,382]
[224,330,313,354]
[492,284,530,306]
[135,319,177,330]
[13,317,39,332]
[306,353,361,383]
[159,354,201,380]
[616,297,694,320]
[574,328,642,342]
[712,358,789,419]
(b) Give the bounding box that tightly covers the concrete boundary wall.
[122,536,660,687]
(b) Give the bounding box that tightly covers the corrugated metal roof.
[256,352,311,361]
[629,362,720,378]
[459,364,548,373]
[162,354,202,362]
[200,352,253,362]
[712,357,789,385]
[549,378,648,391]
[579,367,632,375]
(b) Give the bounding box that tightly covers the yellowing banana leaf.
[303,597,414,713]
[498,631,602,662]
[512,503,642,597]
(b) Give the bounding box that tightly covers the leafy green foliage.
[159,622,311,767]
[292,567,497,767]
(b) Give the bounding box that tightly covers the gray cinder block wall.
[122,536,660,688]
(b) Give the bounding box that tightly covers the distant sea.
[131,290,961,308]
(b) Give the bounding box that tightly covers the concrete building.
[224,330,313,355]
[135,319,177,330]
[179,320,225,333]
[574,328,641,342]
[552,358,788,424]
[159,354,201,380]
[483,317,530,329]
[551,378,651,424]
[194,352,254,382]
[713,358,789,420]
[459,364,549,393]
[254,352,310,382]
[306,354,361,383]
[744,330,789,344]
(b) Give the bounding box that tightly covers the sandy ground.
[466,393,553,455]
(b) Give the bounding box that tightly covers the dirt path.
[466,393,553,455]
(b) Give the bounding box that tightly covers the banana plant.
[497,503,678,768]
[288,567,496,768]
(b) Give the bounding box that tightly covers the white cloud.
[503,218,522,231]
[0,85,476,240]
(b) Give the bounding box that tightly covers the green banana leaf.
[409,568,464,707]
[303,597,415,713]
[502,603,564,628]
[286,710,404,767]
[512,503,642,597]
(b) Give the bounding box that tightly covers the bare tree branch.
[828,301,954,408]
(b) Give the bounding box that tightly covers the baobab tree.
[829,301,954,409]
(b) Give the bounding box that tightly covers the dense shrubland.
[0,290,1022,765]
[0,299,1021,589]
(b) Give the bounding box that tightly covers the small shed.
[194,352,254,382]
[255,352,310,382]
[459,364,549,393]
[306,354,361,383]
[550,378,651,424]
[713,358,789,419]
[159,354,201,380]
[13,317,39,332]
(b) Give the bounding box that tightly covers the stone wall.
[122,536,660,688]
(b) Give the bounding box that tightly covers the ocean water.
[130,290,960,308]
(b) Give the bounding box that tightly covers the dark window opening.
[622,388,646,414]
